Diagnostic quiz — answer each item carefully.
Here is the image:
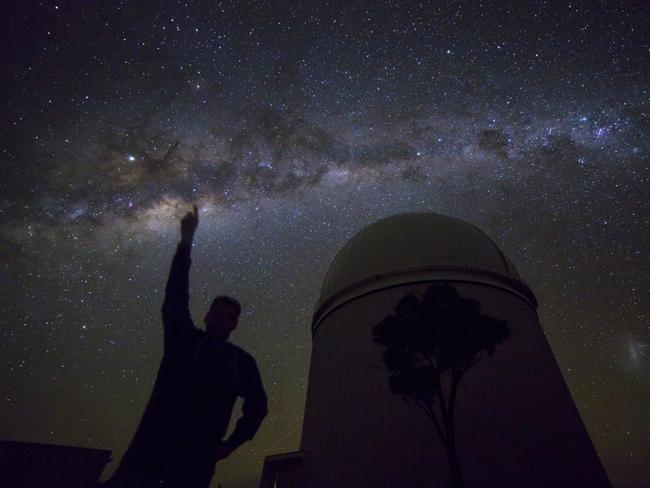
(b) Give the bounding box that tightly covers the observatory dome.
[314,212,536,329]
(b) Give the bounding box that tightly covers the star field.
[1,2,649,487]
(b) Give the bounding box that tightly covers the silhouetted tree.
[372,283,510,488]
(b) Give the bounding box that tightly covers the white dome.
[314,212,536,329]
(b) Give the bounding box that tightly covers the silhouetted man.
[106,204,268,488]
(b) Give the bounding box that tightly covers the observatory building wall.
[299,280,610,488]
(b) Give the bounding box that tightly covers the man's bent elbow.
[254,399,269,427]
[260,404,268,422]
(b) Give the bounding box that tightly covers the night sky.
[1,1,649,486]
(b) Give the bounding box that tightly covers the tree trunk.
[445,433,465,488]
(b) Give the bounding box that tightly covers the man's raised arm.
[161,204,199,343]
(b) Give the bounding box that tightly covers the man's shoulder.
[228,342,250,356]
[181,327,205,350]
[163,324,203,355]
[227,343,256,364]
[192,327,206,341]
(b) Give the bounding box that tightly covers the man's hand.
[213,441,235,461]
[180,204,199,245]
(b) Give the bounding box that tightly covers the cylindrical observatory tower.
[297,213,610,487]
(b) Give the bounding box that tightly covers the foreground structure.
[260,212,610,487]
[0,440,111,488]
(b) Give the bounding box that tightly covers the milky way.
[1,2,649,487]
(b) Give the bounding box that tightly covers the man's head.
[204,295,241,339]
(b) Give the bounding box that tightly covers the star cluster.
[1,2,649,487]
